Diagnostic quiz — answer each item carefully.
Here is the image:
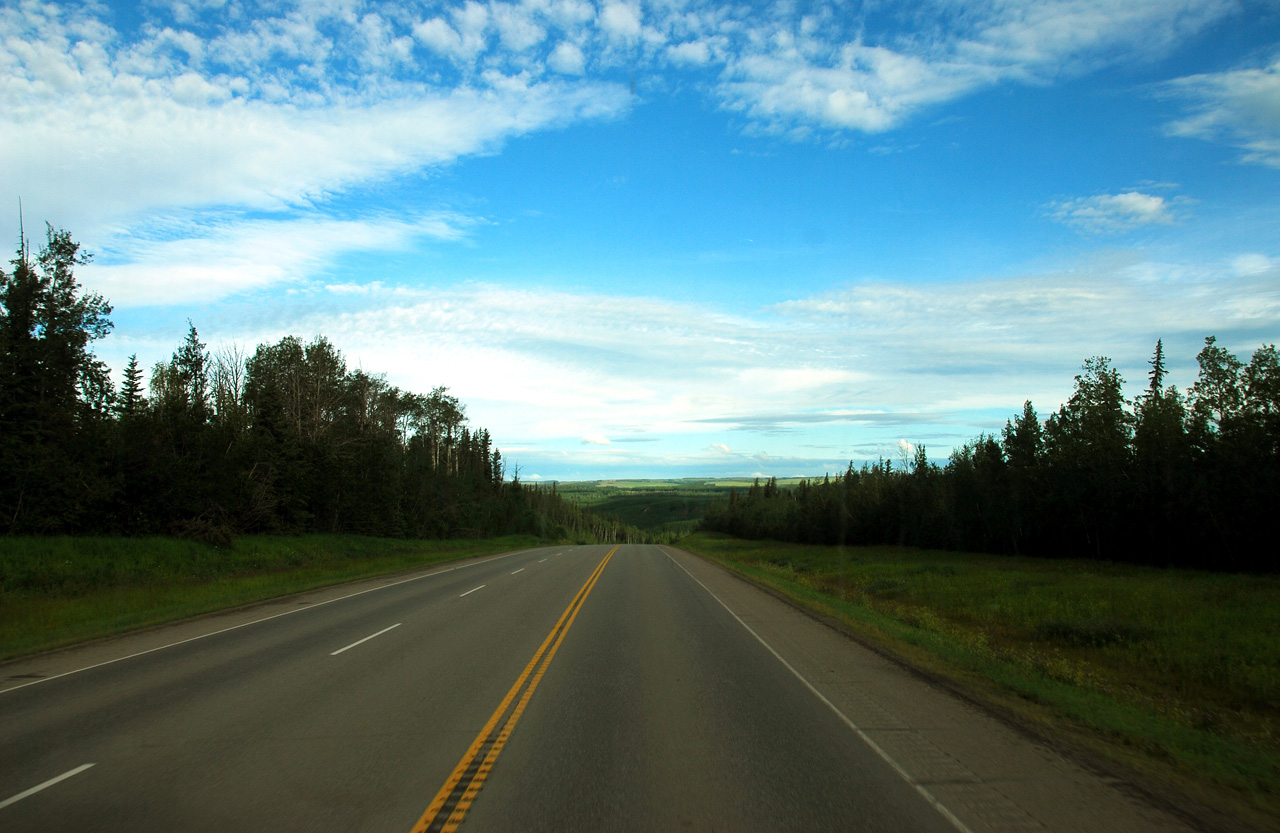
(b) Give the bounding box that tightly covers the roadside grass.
[0,534,542,661]
[678,532,1280,828]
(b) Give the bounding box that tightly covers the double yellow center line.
[410,546,618,833]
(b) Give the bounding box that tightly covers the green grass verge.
[0,534,543,661]
[678,531,1280,829]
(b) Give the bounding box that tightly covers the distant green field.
[551,477,822,534]
[679,532,1280,829]
[552,478,732,532]
[0,534,542,660]
[705,477,810,488]
[551,476,829,535]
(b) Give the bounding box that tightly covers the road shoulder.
[0,546,543,696]
[663,544,1213,833]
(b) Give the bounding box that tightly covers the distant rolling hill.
[551,478,810,534]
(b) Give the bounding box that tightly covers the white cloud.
[81,213,476,307]
[355,13,415,70]
[413,18,468,58]
[950,0,1233,72]
[735,367,867,394]
[1232,253,1276,277]
[1047,191,1188,233]
[709,0,1237,135]
[0,3,630,237]
[720,44,978,134]
[667,40,711,66]
[545,0,595,30]
[491,3,545,53]
[451,1,493,58]
[772,255,1280,397]
[5,79,627,237]
[124,252,1276,475]
[10,1,1268,481]
[325,281,387,295]
[0,0,1245,193]
[548,41,586,75]
[599,2,642,42]
[1162,57,1280,167]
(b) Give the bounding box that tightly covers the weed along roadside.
[676,531,1280,832]
[0,534,543,661]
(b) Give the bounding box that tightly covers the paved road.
[0,545,1195,832]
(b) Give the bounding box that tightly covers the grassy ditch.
[0,534,542,661]
[678,532,1280,828]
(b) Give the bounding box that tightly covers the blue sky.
[4,0,1279,480]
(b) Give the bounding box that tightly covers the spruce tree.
[1148,338,1166,394]
[174,321,209,423]
[0,226,112,530]
[119,353,146,418]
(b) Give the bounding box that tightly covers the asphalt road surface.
[1,545,1197,832]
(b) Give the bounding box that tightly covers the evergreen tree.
[119,354,146,418]
[1002,401,1041,470]
[1133,342,1189,561]
[0,226,112,531]
[1148,338,1166,393]
[174,322,210,424]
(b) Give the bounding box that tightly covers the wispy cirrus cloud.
[1047,191,1191,233]
[1,0,1245,279]
[771,252,1280,401]
[1161,56,1280,167]
[82,212,480,307]
[1233,253,1276,276]
[0,1,630,237]
[4,0,1243,240]
[702,0,1238,136]
[691,411,961,429]
[5,1,1271,483]
[93,248,1274,475]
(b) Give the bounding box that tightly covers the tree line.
[703,338,1279,572]
[0,225,639,544]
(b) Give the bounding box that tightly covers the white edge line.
[1,547,548,696]
[511,568,525,574]
[661,548,975,833]
[459,585,486,597]
[330,623,401,656]
[0,763,95,811]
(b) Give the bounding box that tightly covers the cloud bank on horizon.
[3,0,1278,479]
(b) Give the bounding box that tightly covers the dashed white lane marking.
[459,585,487,597]
[330,623,401,656]
[1,548,550,696]
[539,559,547,563]
[0,764,95,810]
[663,550,974,833]
[511,568,525,574]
